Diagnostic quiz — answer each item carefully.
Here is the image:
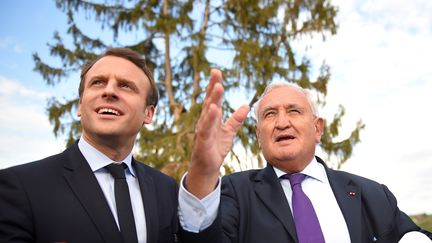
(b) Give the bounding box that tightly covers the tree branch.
[191,0,210,107]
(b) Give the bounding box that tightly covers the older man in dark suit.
[184,70,432,242]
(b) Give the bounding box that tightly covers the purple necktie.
[284,173,325,243]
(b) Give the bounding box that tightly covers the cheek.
[133,105,149,125]
[306,124,321,142]
[260,127,273,144]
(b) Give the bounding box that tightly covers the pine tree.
[34,0,364,180]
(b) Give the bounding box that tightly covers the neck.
[276,163,308,174]
[82,133,134,162]
[270,155,315,174]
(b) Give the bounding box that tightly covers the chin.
[276,149,297,158]
[92,128,123,137]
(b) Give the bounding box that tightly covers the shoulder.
[223,169,263,182]
[1,141,85,177]
[327,168,400,207]
[329,168,384,188]
[221,168,268,193]
[316,156,382,188]
[133,159,177,186]
[1,151,66,179]
[132,160,178,205]
[0,151,69,204]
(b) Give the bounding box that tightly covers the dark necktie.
[283,173,325,243]
[105,163,139,243]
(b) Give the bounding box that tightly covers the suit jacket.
[219,157,429,243]
[0,142,214,243]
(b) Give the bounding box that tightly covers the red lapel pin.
[349,191,356,196]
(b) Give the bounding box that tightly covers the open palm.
[187,69,250,198]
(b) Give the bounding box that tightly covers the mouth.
[275,134,295,142]
[96,107,121,116]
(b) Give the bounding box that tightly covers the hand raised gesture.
[186,69,250,198]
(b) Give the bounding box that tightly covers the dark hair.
[78,47,159,107]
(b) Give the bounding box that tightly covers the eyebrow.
[261,106,276,115]
[260,104,303,115]
[285,104,304,111]
[85,75,106,87]
[88,74,107,81]
[118,79,139,91]
[88,74,138,87]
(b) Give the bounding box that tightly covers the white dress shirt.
[178,173,221,232]
[78,138,147,243]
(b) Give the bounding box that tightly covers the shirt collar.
[78,137,136,177]
[273,157,327,184]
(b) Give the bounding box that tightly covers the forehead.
[258,86,310,112]
[86,56,149,84]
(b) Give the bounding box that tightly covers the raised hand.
[186,69,250,199]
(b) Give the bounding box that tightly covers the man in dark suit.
[0,48,216,243]
[185,71,432,242]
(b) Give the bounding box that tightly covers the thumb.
[225,104,250,133]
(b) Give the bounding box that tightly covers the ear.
[142,105,155,124]
[77,99,82,117]
[314,117,324,143]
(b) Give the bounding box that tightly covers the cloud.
[294,0,432,214]
[0,76,50,99]
[0,37,24,53]
[0,76,64,169]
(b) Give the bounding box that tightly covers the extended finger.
[200,81,224,121]
[202,69,223,111]
[196,103,222,141]
[224,104,250,133]
[204,69,223,100]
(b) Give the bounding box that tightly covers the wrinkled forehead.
[87,56,151,90]
[87,56,145,78]
[255,86,312,116]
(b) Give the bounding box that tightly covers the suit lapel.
[253,166,298,242]
[133,160,159,243]
[324,162,362,243]
[63,142,123,243]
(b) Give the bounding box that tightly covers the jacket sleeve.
[178,175,236,243]
[363,184,421,242]
[0,169,34,242]
[381,184,432,240]
[419,229,432,240]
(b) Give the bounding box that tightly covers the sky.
[0,0,431,215]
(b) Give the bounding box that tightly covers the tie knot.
[284,173,306,188]
[106,163,127,179]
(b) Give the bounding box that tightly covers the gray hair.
[253,82,319,121]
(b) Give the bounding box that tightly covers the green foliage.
[35,0,364,178]
[320,105,365,168]
[411,214,432,233]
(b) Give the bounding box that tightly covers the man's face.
[77,55,154,144]
[256,86,323,171]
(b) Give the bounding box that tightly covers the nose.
[102,81,118,100]
[274,112,291,129]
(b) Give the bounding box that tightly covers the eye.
[263,110,276,118]
[119,81,137,91]
[288,108,301,114]
[120,83,130,89]
[90,79,104,86]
